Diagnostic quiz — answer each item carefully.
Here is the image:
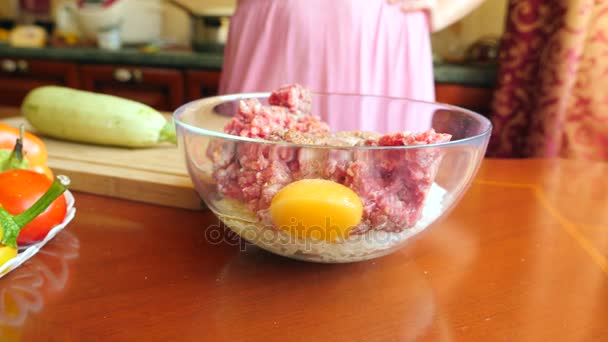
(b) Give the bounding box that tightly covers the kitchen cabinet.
[79,65,185,111]
[0,55,495,115]
[186,70,222,101]
[435,83,495,116]
[0,59,79,106]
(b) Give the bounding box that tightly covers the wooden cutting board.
[1,116,204,210]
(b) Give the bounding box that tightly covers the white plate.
[0,191,76,278]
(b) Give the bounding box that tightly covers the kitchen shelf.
[0,45,224,70]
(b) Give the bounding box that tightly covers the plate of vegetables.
[0,123,75,278]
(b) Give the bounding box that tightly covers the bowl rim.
[173,92,493,150]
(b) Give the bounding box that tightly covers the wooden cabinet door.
[0,59,79,106]
[435,84,495,116]
[186,70,221,101]
[79,65,184,111]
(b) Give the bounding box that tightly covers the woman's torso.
[222,0,435,103]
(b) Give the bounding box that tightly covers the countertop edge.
[0,46,497,87]
[0,46,224,70]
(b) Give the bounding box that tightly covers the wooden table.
[0,158,604,341]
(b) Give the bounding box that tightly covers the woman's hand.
[387,0,486,32]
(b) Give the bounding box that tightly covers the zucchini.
[21,86,176,148]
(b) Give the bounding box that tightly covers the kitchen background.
[0,0,507,56]
[0,0,507,117]
[166,0,510,57]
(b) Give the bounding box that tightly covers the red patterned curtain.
[488,0,608,160]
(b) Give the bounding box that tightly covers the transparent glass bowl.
[174,93,492,263]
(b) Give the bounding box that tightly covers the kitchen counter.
[0,45,224,70]
[433,63,496,87]
[0,45,497,87]
[0,103,604,342]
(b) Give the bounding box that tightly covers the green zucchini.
[21,86,176,148]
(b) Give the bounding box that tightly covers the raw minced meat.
[347,131,451,233]
[267,83,312,116]
[224,98,329,140]
[213,88,329,211]
[206,84,451,234]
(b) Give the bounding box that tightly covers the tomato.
[0,123,53,179]
[0,169,67,245]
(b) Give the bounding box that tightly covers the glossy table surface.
[0,156,605,341]
[0,106,607,340]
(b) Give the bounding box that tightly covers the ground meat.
[212,142,298,213]
[206,139,236,168]
[237,157,292,211]
[331,131,382,146]
[346,130,451,233]
[214,163,243,200]
[276,130,381,181]
[268,83,312,116]
[208,84,452,233]
[324,150,353,183]
[364,130,452,147]
[224,98,329,140]
[290,115,330,133]
[224,99,291,139]
[210,84,328,215]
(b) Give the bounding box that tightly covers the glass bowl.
[174,92,492,263]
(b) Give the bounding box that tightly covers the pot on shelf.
[165,0,232,53]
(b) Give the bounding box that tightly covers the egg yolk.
[269,179,363,243]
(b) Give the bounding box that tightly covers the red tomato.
[0,169,67,245]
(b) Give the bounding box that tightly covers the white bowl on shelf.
[73,0,126,42]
